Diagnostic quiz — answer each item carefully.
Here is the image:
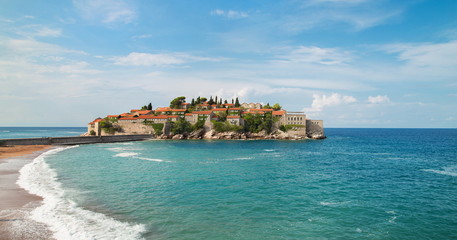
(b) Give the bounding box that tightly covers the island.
[85,96,325,140]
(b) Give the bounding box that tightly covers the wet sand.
[0,145,54,240]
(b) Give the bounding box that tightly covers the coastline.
[0,145,54,240]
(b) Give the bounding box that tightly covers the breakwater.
[0,135,153,146]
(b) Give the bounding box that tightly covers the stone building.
[241,102,262,109]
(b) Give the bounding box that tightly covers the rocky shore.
[155,129,326,140]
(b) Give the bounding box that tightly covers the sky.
[1,0,456,128]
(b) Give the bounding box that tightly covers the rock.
[172,134,185,140]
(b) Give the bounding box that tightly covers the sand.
[0,145,54,240]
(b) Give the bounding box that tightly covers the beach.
[0,145,53,240]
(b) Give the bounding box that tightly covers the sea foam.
[115,152,139,157]
[423,166,457,177]
[17,146,146,240]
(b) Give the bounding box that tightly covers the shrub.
[152,123,164,135]
[212,121,243,133]
[171,118,192,135]
[192,120,205,131]
[90,130,96,136]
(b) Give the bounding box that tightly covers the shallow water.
[20,128,457,239]
[0,127,86,139]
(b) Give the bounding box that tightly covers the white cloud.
[73,0,136,24]
[386,40,457,68]
[305,93,357,112]
[210,9,249,19]
[132,34,152,40]
[0,38,85,57]
[112,52,221,66]
[281,0,403,32]
[113,52,185,66]
[368,95,390,104]
[275,46,352,65]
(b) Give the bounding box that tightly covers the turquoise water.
[0,127,86,139]
[26,129,457,239]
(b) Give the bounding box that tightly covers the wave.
[423,167,457,177]
[17,146,146,240]
[115,152,139,157]
[138,157,165,162]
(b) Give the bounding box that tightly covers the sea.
[3,128,457,239]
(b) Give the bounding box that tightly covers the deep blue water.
[0,127,86,139]
[20,128,457,239]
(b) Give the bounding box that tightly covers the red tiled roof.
[170,109,186,112]
[224,103,234,106]
[130,109,140,112]
[167,115,179,118]
[212,108,227,111]
[228,108,241,110]
[249,108,273,112]
[120,113,131,116]
[136,110,152,115]
[227,115,241,119]
[88,118,103,124]
[181,103,190,105]
[185,113,193,116]
[273,111,286,115]
[156,107,171,111]
[137,115,169,119]
[118,117,139,120]
[192,111,212,114]
[211,104,217,107]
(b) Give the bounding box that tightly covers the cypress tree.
[147,103,152,110]
[208,96,214,105]
[235,97,240,107]
[191,98,195,106]
[224,100,228,104]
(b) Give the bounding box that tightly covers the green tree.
[215,111,227,122]
[196,96,201,104]
[192,120,205,131]
[264,103,272,109]
[191,98,195,106]
[141,105,147,110]
[208,96,214,105]
[272,103,282,110]
[200,97,207,102]
[170,96,186,108]
[261,112,274,133]
[235,97,240,107]
[147,103,152,110]
[171,118,192,134]
[224,100,228,104]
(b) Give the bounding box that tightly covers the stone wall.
[305,119,324,138]
[113,122,154,135]
[1,135,153,146]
